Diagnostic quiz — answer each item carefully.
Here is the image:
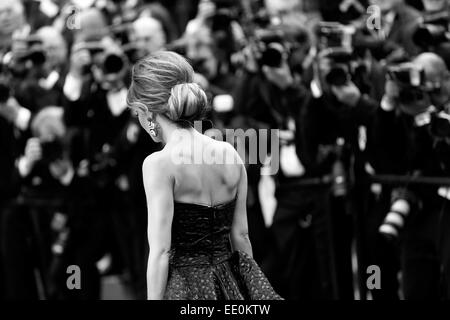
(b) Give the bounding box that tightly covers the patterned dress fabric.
[163,198,283,300]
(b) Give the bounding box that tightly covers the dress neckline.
[174,195,237,209]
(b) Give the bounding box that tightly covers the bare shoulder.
[215,139,244,166]
[142,150,174,182]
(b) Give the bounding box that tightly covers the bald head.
[37,26,68,69]
[414,52,449,84]
[133,16,163,34]
[132,16,166,55]
[414,52,450,106]
[75,8,108,42]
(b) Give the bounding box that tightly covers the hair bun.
[167,82,208,125]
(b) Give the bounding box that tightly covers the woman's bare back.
[160,131,242,207]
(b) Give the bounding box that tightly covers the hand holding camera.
[262,62,294,90]
[0,97,19,123]
[384,63,430,114]
[18,138,43,177]
[68,42,93,78]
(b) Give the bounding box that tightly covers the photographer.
[230,15,316,298]
[62,20,147,296]
[370,52,450,299]
[0,85,23,299]
[2,106,75,299]
[12,27,69,114]
[294,29,380,298]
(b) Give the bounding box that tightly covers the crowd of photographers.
[0,0,450,300]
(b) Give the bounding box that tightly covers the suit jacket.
[0,117,20,201]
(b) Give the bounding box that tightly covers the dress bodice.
[169,198,236,267]
[165,197,283,300]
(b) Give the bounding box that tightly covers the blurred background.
[1,0,450,300]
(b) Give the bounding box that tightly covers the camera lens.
[41,140,64,163]
[325,66,348,86]
[102,54,125,74]
[261,47,283,68]
[28,50,46,66]
[398,87,425,105]
[260,42,285,68]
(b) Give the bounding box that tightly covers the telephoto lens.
[325,66,349,86]
[102,53,126,74]
[379,199,411,240]
[260,42,285,68]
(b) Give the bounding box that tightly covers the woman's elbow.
[232,230,250,242]
[231,231,252,252]
[148,246,171,261]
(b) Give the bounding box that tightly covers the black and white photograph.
[0,0,450,310]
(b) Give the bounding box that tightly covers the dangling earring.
[148,118,159,138]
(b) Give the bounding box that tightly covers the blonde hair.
[127,51,208,127]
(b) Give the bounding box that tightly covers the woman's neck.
[159,120,197,146]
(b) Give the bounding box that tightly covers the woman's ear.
[137,104,147,114]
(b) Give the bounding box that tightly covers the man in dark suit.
[0,84,38,298]
[0,104,21,299]
[368,53,450,299]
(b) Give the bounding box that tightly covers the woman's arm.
[142,154,174,300]
[230,162,253,258]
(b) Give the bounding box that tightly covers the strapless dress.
[163,198,282,300]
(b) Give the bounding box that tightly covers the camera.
[320,47,354,86]
[238,4,292,70]
[77,41,128,77]
[387,62,429,105]
[387,63,425,87]
[388,62,450,139]
[40,140,64,164]
[315,22,358,86]
[255,31,287,68]
[3,35,47,79]
[316,22,355,52]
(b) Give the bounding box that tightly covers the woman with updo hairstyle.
[127,51,282,300]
